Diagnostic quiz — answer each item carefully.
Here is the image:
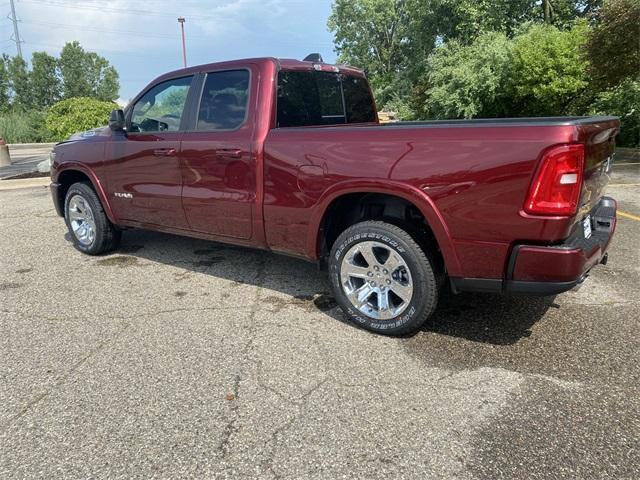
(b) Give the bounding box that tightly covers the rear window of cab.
[276,70,377,128]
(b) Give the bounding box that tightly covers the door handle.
[153,148,176,156]
[215,148,243,159]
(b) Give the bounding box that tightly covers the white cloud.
[16,0,293,53]
[6,0,336,98]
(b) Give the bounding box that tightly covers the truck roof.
[154,57,366,85]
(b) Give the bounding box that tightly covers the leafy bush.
[589,79,640,148]
[45,97,117,140]
[415,22,591,120]
[419,31,512,119]
[506,22,590,116]
[381,95,418,121]
[0,110,54,143]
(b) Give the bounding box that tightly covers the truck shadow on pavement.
[422,290,555,345]
[81,229,554,346]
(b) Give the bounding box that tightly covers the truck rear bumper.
[451,197,617,296]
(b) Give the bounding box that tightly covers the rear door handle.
[153,148,176,156]
[215,148,243,159]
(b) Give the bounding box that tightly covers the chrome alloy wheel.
[340,241,413,320]
[68,195,96,246]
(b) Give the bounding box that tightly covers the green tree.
[589,79,640,147]
[0,55,10,111]
[328,0,599,109]
[328,0,415,94]
[586,0,640,89]
[45,97,117,140]
[538,0,602,26]
[412,22,592,119]
[94,62,119,101]
[7,56,32,110]
[417,31,513,118]
[435,0,536,40]
[59,41,90,98]
[58,41,119,100]
[507,22,590,116]
[31,52,61,109]
[85,52,119,101]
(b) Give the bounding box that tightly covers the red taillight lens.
[524,144,584,216]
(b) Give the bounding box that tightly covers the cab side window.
[196,70,250,130]
[129,76,193,133]
[276,71,375,127]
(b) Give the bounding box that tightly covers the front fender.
[305,179,461,275]
[55,162,118,224]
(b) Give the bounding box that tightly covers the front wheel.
[64,182,121,255]
[329,221,439,336]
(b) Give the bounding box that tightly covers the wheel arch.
[55,164,117,224]
[307,180,460,276]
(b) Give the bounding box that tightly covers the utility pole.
[9,0,23,58]
[178,17,187,68]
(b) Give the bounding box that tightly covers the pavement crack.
[218,373,241,458]
[107,306,254,321]
[217,257,267,463]
[260,377,330,478]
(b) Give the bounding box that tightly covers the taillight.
[524,144,584,216]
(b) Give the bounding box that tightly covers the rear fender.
[307,180,461,275]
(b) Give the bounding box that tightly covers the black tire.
[64,182,121,255]
[329,220,439,336]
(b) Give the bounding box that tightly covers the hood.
[62,125,111,144]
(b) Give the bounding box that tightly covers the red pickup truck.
[50,56,619,335]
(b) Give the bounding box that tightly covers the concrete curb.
[616,147,639,164]
[0,177,50,191]
[8,143,57,150]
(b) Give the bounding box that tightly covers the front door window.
[129,76,192,133]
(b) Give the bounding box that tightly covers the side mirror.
[109,109,126,131]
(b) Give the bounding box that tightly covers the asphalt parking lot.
[1,163,639,479]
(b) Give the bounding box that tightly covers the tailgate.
[577,118,620,216]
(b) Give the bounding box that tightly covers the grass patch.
[0,110,55,144]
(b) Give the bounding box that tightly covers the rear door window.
[342,75,377,124]
[316,72,344,123]
[196,70,250,130]
[277,70,375,128]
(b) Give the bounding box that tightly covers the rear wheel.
[329,220,439,336]
[64,182,121,255]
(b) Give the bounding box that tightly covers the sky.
[0,0,338,103]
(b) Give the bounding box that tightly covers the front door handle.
[215,148,242,159]
[153,148,176,156]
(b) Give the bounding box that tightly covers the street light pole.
[178,17,187,68]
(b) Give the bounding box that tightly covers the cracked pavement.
[1,163,639,479]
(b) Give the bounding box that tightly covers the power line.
[8,0,23,57]
[22,19,185,40]
[21,0,223,19]
[22,20,334,46]
[21,0,321,21]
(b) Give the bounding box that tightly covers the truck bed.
[263,115,619,279]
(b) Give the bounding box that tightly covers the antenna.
[9,0,23,58]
